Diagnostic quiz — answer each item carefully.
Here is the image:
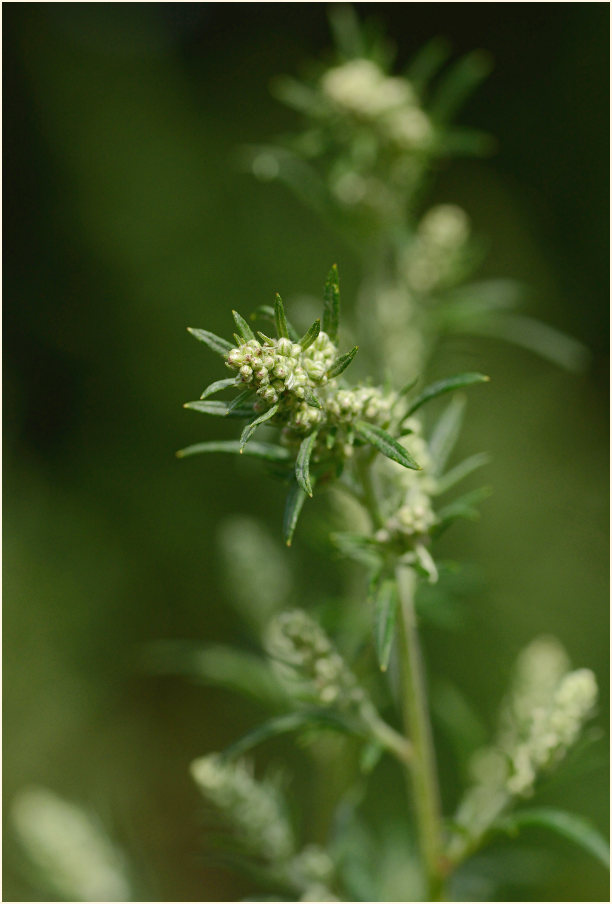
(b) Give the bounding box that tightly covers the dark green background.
[4,3,609,901]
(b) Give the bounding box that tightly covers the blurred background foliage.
[3,3,609,901]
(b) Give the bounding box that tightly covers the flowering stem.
[395,564,446,900]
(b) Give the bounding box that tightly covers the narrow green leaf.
[435,452,491,495]
[227,388,255,414]
[496,808,610,870]
[327,345,359,379]
[323,264,340,341]
[232,310,255,341]
[373,579,398,672]
[430,50,493,124]
[398,376,420,397]
[223,709,365,760]
[406,36,452,92]
[355,421,421,470]
[299,318,321,350]
[274,293,289,338]
[406,372,489,416]
[428,395,466,475]
[183,400,254,418]
[176,440,292,462]
[250,304,299,341]
[332,532,382,568]
[240,403,279,451]
[199,377,239,400]
[187,327,233,356]
[433,486,492,535]
[283,479,308,546]
[295,430,318,497]
[303,388,322,409]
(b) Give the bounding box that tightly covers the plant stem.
[395,564,446,900]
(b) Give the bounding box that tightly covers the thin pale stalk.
[395,564,446,900]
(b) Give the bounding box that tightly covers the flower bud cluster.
[377,488,436,544]
[321,59,432,151]
[286,845,337,902]
[403,204,471,293]
[266,609,366,710]
[190,754,295,862]
[505,667,598,797]
[326,386,393,424]
[226,332,337,408]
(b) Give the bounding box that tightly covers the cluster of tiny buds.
[226,333,337,407]
[266,609,366,709]
[326,386,393,424]
[190,754,294,862]
[376,489,436,544]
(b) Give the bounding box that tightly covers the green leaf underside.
[323,264,340,341]
[373,579,399,672]
[274,293,289,338]
[176,440,291,462]
[232,310,255,341]
[283,480,309,546]
[187,327,233,356]
[406,372,489,416]
[184,400,255,418]
[227,388,255,414]
[355,421,421,470]
[496,808,610,870]
[200,377,239,400]
[223,710,365,760]
[240,403,279,450]
[328,345,358,378]
[295,430,319,496]
[299,319,321,350]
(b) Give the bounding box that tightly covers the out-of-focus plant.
[170,8,606,902]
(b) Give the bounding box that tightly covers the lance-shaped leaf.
[200,377,239,400]
[232,310,255,341]
[435,452,491,495]
[299,318,321,350]
[494,808,610,871]
[373,578,398,672]
[187,327,233,356]
[430,49,493,124]
[428,395,466,475]
[327,345,358,379]
[406,372,489,417]
[240,403,279,451]
[249,305,299,342]
[355,421,421,470]
[184,400,255,418]
[176,440,291,462]
[274,293,289,339]
[227,388,255,414]
[295,430,319,497]
[433,486,492,536]
[283,479,309,546]
[223,709,366,760]
[406,36,452,93]
[323,264,340,342]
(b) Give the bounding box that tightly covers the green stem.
[395,564,446,900]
